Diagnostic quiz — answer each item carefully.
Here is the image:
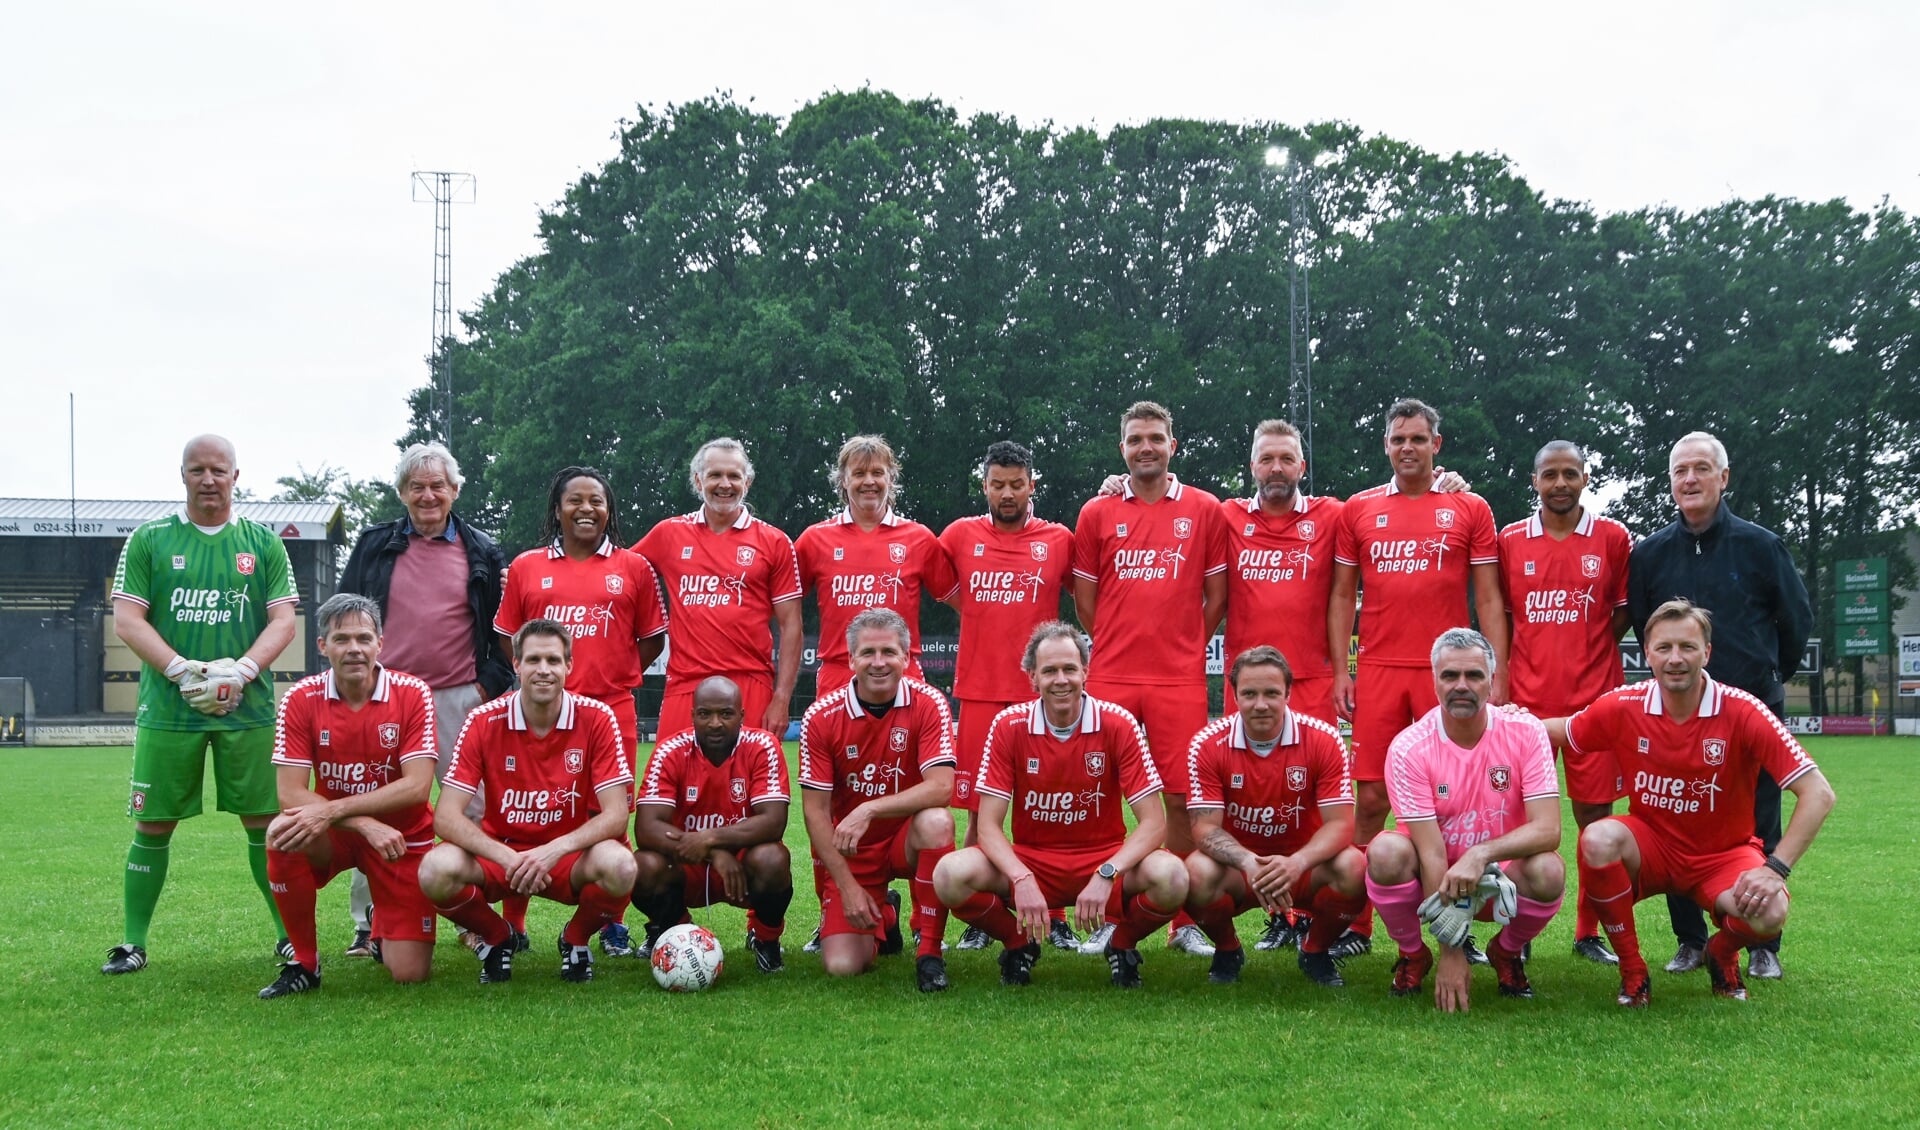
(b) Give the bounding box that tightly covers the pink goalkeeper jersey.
[1384,705,1557,864]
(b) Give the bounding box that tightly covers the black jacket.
[1627,501,1813,700]
[340,512,514,699]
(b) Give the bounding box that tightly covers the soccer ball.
[650,923,724,992]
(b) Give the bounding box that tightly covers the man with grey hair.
[1626,430,1812,981]
[339,441,514,954]
[1365,628,1564,1011]
[635,438,803,739]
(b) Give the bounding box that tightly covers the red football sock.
[1112,893,1178,950]
[1191,894,1241,951]
[265,849,319,970]
[1575,885,1601,939]
[1302,888,1367,953]
[1579,857,1643,979]
[1715,912,1774,951]
[1049,907,1066,923]
[951,891,1025,946]
[562,882,626,947]
[911,846,953,958]
[434,884,512,948]
[501,894,529,933]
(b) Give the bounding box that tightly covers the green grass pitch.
[4,739,1918,1128]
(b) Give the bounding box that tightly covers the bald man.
[103,435,301,974]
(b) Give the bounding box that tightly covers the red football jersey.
[636,726,790,833]
[633,510,802,684]
[1220,494,1344,680]
[1185,710,1352,856]
[1565,675,1818,859]
[1333,480,1500,667]
[442,691,634,847]
[796,510,957,692]
[1071,476,1229,684]
[272,666,438,847]
[1498,510,1632,715]
[940,514,1074,702]
[975,695,1162,852]
[494,539,670,700]
[798,678,955,844]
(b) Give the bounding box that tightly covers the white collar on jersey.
[688,507,756,531]
[509,689,579,731]
[1022,694,1102,735]
[831,508,902,527]
[1226,711,1299,753]
[1522,510,1595,538]
[1121,475,1186,502]
[840,677,915,719]
[545,536,616,559]
[1237,492,1310,515]
[1641,672,1725,718]
[323,666,392,702]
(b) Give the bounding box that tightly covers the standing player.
[1552,599,1835,1007]
[933,622,1187,988]
[259,594,439,997]
[799,609,957,991]
[1498,440,1632,964]
[634,437,803,736]
[1073,400,1227,956]
[102,435,300,975]
[1184,646,1368,987]
[796,435,956,700]
[496,466,668,958]
[938,440,1078,951]
[631,676,794,973]
[1330,398,1506,960]
[1365,629,1564,1012]
[417,620,637,985]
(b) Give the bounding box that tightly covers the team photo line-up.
[103,396,1834,1011]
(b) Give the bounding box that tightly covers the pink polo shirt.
[379,531,477,690]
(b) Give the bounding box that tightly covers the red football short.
[1084,678,1208,794]
[1011,843,1128,920]
[1613,814,1771,913]
[680,855,755,910]
[659,672,776,738]
[477,848,588,905]
[954,698,1022,811]
[814,821,916,939]
[1225,676,1337,731]
[1349,662,1437,781]
[303,830,437,943]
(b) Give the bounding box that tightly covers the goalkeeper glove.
[1417,890,1475,949]
[1476,863,1518,925]
[181,657,258,715]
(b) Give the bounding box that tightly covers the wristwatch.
[1097,862,1118,881]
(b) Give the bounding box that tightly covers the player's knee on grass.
[907,806,955,850]
[581,840,638,895]
[381,940,433,984]
[1184,850,1229,906]
[1513,851,1566,901]
[743,842,791,889]
[1366,834,1416,883]
[1324,845,1368,897]
[1131,849,1188,906]
[1578,819,1633,867]
[820,935,877,977]
[417,843,476,901]
[1353,782,1389,840]
[933,846,991,904]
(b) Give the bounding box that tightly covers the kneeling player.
[633,676,794,972]
[417,619,637,985]
[933,622,1188,988]
[1365,629,1565,1012]
[260,594,440,997]
[799,609,957,991]
[1549,599,1835,1007]
[1184,646,1366,987]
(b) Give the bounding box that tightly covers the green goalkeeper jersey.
[111,514,300,731]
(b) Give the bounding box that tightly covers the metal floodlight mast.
[412,171,475,446]
[1268,146,1315,496]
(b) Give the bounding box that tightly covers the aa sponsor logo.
[685,786,700,803]
[505,755,518,771]
[1230,772,1246,788]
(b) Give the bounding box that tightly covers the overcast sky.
[3,1,1914,503]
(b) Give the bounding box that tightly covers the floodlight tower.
[412,171,476,446]
[1264,146,1316,495]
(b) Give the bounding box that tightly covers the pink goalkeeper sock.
[1364,873,1427,956]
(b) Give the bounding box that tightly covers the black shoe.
[101,943,148,975]
[1573,935,1620,966]
[1105,944,1144,989]
[559,940,594,983]
[1488,941,1533,999]
[638,922,668,960]
[1285,914,1313,951]
[510,929,531,955]
[1046,918,1082,951]
[275,937,296,962]
[1207,946,1246,984]
[1617,971,1651,1008]
[369,937,383,966]
[259,961,321,999]
[954,925,993,951]
[998,941,1042,986]
[1298,949,1346,987]
[802,925,823,954]
[1328,930,1372,960]
[1665,942,1705,974]
[916,954,949,993]
[344,929,374,959]
[1462,935,1490,967]
[750,932,785,974]
[1253,913,1291,952]
[478,939,514,985]
[879,890,904,956]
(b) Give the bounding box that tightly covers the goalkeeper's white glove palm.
[1476,863,1518,925]
[180,657,255,716]
[1417,890,1475,949]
